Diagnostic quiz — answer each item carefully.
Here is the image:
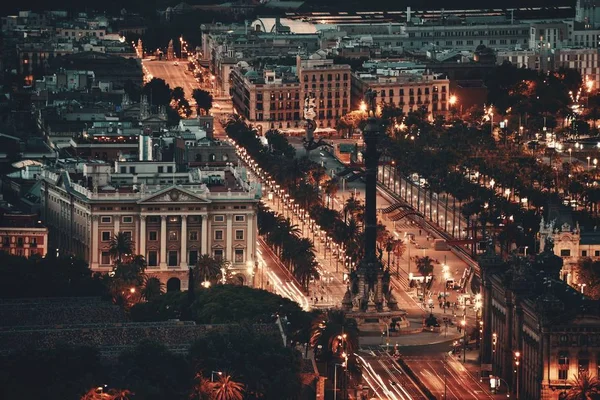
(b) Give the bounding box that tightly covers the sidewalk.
[359,328,462,347]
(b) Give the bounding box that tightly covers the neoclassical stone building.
[480,241,600,400]
[538,206,600,285]
[40,160,260,290]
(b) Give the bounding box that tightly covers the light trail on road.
[356,353,414,400]
[256,243,310,311]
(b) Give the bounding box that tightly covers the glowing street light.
[449,95,457,106]
[359,101,367,112]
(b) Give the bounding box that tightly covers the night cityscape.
[3,1,600,399]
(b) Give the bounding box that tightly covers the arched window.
[209,154,216,162]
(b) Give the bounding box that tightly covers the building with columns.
[40,160,260,289]
[479,241,600,400]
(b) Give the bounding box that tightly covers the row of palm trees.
[226,117,403,273]
[80,372,244,400]
[257,203,319,290]
[225,118,362,265]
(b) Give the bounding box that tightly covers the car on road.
[173,61,179,66]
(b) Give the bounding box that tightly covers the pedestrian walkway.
[359,328,462,347]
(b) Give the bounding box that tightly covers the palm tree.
[109,232,134,264]
[343,196,363,224]
[191,372,216,400]
[194,255,223,285]
[310,310,359,361]
[213,375,245,400]
[109,389,134,400]
[415,256,435,277]
[294,254,319,290]
[564,372,600,400]
[140,276,164,301]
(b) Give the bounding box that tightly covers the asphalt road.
[357,348,427,400]
[143,60,199,111]
[404,355,491,400]
[257,239,310,311]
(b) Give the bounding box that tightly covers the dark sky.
[0,0,575,16]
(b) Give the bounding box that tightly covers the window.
[234,214,246,222]
[17,238,23,247]
[235,230,244,240]
[148,251,158,267]
[129,167,136,174]
[560,249,571,257]
[167,166,173,173]
[558,352,569,380]
[158,166,164,173]
[583,250,588,257]
[101,251,111,265]
[122,231,132,241]
[169,231,178,241]
[149,231,158,241]
[235,249,244,263]
[189,231,198,241]
[100,216,112,223]
[189,250,198,266]
[2,236,9,246]
[596,250,600,257]
[120,166,126,173]
[214,215,225,222]
[30,237,37,247]
[168,251,178,266]
[214,249,223,261]
[215,230,223,240]
[122,216,133,223]
[102,231,111,241]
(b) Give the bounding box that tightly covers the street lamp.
[580,283,587,294]
[461,319,467,363]
[514,351,520,400]
[334,362,346,400]
[211,371,222,382]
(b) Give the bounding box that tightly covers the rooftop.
[41,164,261,202]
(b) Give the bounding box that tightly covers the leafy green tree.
[171,86,185,102]
[0,345,104,400]
[188,326,301,399]
[111,340,191,400]
[142,78,171,106]
[0,253,107,298]
[192,89,213,115]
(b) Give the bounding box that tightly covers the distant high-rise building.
[138,134,152,161]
